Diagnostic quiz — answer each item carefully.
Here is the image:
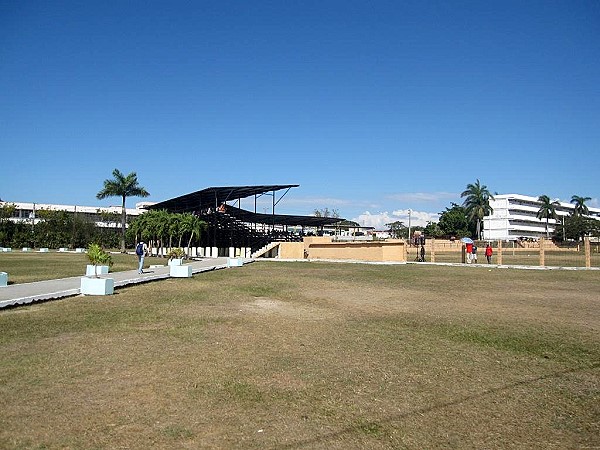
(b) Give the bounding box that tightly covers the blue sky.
[1,1,599,229]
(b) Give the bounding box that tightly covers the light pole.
[408,209,412,243]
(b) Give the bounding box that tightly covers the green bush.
[87,244,113,276]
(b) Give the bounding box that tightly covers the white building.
[482,194,600,241]
[0,201,152,228]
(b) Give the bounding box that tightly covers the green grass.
[0,262,599,449]
[0,252,168,284]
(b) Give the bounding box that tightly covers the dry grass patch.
[0,262,598,449]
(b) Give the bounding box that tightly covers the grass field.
[0,252,168,284]
[0,261,599,449]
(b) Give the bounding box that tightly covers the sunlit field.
[1,261,598,449]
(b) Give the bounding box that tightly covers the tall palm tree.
[461,179,494,241]
[570,195,591,217]
[97,169,150,253]
[536,195,560,238]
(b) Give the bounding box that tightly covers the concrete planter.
[0,272,7,287]
[86,265,109,276]
[227,258,243,267]
[80,277,114,296]
[168,258,183,266]
[170,264,192,278]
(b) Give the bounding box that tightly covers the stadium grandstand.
[148,185,343,253]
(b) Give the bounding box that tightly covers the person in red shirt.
[465,242,473,263]
[485,244,493,264]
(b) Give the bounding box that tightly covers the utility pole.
[408,209,412,243]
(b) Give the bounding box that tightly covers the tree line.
[2,170,597,249]
[0,206,123,249]
[127,210,206,257]
[0,204,207,253]
[387,180,599,242]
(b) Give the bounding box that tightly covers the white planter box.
[80,277,114,296]
[168,258,183,266]
[75,248,85,253]
[86,265,109,276]
[170,264,192,278]
[59,248,67,252]
[227,258,243,267]
[0,272,7,287]
[2,248,12,252]
[39,248,49,252]
[22,247,30,252]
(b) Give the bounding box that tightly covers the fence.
[407,238,598,268]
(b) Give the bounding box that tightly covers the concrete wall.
[278,237,406,262]
[279,236,406,262]
[308,240,405,262]
[279,237,331,259]
[279,242,305,259]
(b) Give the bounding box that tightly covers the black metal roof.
[148,184,344,227]
[148,185,300,214]
[224,205,343,227]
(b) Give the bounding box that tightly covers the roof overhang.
[224,205,343,227]
[148,185,299,214]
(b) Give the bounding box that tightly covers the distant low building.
[0,200,152,228]
[483,194,600,241]
[371,230,391,239]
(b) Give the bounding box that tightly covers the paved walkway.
[0,258,244,308]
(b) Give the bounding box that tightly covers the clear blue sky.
[2,1,599,228]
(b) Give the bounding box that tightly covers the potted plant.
[81,244,114,295]
[167,247,185,266]
[85,244,112,276]
[168,247,192,278]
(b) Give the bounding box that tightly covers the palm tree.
[168,213,181,250]
[461,179,494,241]
[536,195,560,238]
[97,169,150,253]
[154,210,171,257]
[570,195,591,217]
[181,213,206,256]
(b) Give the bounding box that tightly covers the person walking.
[136,241,148,274]
[472,245,478,263]
[465,242,473,263]
[485,243,493,264]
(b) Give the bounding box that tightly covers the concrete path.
[0,257,242,309]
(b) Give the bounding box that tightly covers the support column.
[585,236,591,268]
[497,240,503,265]
[539,238,545,267]
[430,238,435,263]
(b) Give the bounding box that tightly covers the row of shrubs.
[0,216,124,250]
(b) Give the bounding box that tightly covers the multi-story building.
[0,201,152,228]
[482,194,600,241]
